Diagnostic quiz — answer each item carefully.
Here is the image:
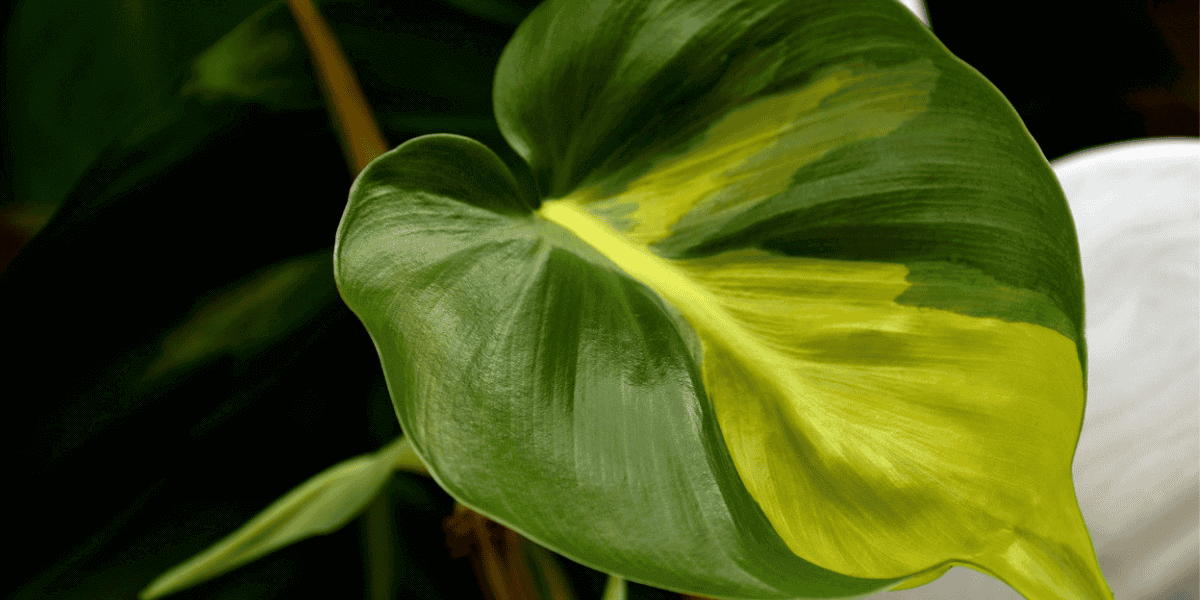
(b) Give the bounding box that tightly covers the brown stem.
[285,0,389,175]
[444,503,577,600]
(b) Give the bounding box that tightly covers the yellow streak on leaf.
[571,58,936,246]
[537,201,1112,600]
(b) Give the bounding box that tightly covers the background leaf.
[4,0,282,214]
[2,1,539,598]
[140,436,419,599]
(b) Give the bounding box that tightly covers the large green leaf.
[334,0,1110,598]
[338,132,896,599]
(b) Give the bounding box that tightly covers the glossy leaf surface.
[334,0,1111,598]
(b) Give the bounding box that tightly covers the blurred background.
[1,0,1195,599]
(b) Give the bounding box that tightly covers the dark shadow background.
[1,0,1195,599]
[926,0,1197,162]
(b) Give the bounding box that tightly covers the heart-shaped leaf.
[334,0,1112,598]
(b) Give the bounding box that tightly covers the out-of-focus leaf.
[25,251,339,467]
[140,435,419,600]
[1,0,323,279]
[143,252,338,381]
[181,1,317,107]
[4,0,284,211]
[3,0,536,270]
[435,0,530,26]
[2,1,528,599]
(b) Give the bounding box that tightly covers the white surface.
[896,0,929,26]
[878,139,1200,599]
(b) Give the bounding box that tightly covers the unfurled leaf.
[139,435,422,599]
[334,0,1112,598]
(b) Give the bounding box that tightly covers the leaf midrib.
[537,198,805,399]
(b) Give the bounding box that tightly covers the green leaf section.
[140,435,423,599]
[336,0,1110,598]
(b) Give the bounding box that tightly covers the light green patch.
[140,435,418,600]
[537,200,1105,599]
[568,57,937,247]
[180,0,299,104]
[678,249,1101,599]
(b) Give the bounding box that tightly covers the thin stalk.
[284,5,564,599]
[285,2,393,597]
[361,494,395,600]
[285,0,389,175]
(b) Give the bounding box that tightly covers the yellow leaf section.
[571,58,936,246]
[537,202,1113,600]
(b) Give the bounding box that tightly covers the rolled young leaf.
[334,0,1113,598]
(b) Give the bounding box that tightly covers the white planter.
[881,138,1200,600]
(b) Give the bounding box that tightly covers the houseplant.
[7,1,1190,600]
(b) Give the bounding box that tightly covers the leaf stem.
[362,494,395,600]
[444,503,577,600]
[285,0,389,174]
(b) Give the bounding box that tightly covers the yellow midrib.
[537,198,805,397]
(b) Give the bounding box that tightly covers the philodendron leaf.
[334,0,1112,598]
[139,435,424,599]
